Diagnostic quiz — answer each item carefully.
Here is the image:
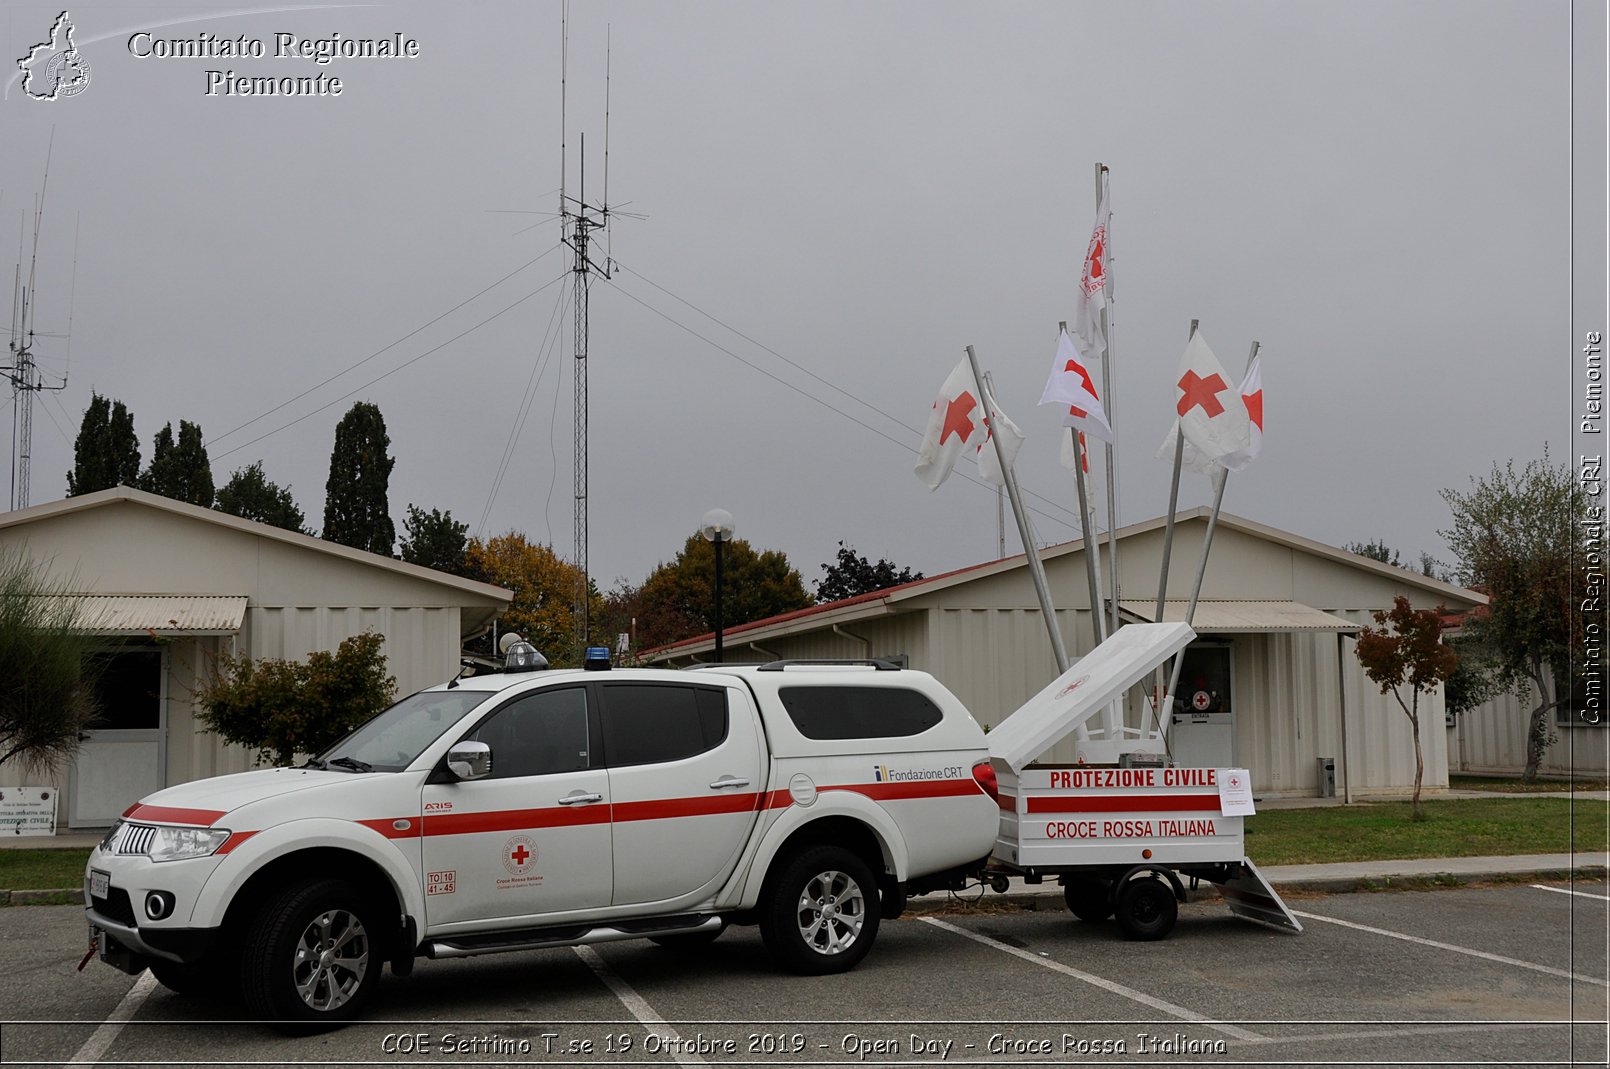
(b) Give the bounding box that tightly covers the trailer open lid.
[987,622,1196,774]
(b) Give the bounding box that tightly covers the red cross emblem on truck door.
[503,835,537,875]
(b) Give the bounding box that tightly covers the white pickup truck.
[83,646,1000,1026]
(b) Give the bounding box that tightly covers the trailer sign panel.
[1217,768,1256,815]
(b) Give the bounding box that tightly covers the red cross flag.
[915,359,1022,490]
[1159,347,1265,474]
[975,391,1024,489]
[1038,328,1114,442]
[1166,331,1251,467]
[1074,187,1111,355]
[1058,429,1090,474]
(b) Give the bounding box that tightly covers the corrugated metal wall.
[1450,667,1609,776]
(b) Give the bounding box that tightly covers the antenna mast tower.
[559,12,612,658]
[4,145,68,512]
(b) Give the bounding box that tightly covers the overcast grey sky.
[3,1,1603,596]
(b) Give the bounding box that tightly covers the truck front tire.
[241,878,382,1028]
[760,845,881,975]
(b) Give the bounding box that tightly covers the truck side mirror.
[446,740,492,781]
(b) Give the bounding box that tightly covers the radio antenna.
[4,128,68,510]
[555,15,616,661]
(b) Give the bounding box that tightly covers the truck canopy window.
[778,686,942,740]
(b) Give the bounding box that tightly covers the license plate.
[90,869,109,899]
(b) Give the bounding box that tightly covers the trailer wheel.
[1062,877,1114,922]
[1115,876,1177,941]
[759,845,881,975]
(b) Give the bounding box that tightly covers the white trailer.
[985,622,1302,940]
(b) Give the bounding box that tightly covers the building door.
[69,647,167,828]
[1168,641,1236,768]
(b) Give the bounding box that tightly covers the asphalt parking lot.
[1,880,1605,1067]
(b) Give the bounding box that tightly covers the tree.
[1344,539,1403,568]
[322,402,395,555]
[1355,596,1459,820]
[66,393,140,496]
[816,541,924,603]
[195,632,396,767]
[629,534,812,650]
[1440,450,1577,781]
[0,548,99,771]
[400,505,469,574]
[215,461,308,533]
[140,420,214,507]
[462,532,601,666]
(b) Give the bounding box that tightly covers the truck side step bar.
[426,914,723,960]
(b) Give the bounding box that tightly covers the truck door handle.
[557,791,603,805]
[709,776,750,790]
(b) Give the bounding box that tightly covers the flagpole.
[968,345,1070,674]
[1096,163,1122,640]
[1151,318,1198,738]
[1061,323,1108,647]
[1160,341,1260,722]
[1154,319,1198,619]
[983,371,1006,560]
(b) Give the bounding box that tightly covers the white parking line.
[920,917,1264,1042]
[1532,884,1610,901]
[572,945,707,1066]
[1289,909,1610,987]
[68,970,156,1064]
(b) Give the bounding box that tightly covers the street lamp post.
[700,509,735,663]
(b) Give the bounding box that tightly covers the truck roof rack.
[755,658,903,672]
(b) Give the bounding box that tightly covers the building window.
[1169,643,1233,716]
[1555,668,1606,728]
[88,649,162,730]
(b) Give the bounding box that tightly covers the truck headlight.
[146,826,232,863]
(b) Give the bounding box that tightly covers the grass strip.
[1245,796,1608,866]
[0,848,90,895]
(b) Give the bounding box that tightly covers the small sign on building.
[0,787,59,836]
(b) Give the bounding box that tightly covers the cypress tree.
[322,402,395,555]
[66,393,141,496]
[140,420,214,507]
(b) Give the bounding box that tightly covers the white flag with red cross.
[1158,341,1262,474]
[1058,429,1090,474]
[1074,187,1111,355]
[1168,331,1251,465]
[976,389,1024,489]
[915,358,1022,490]
[1039,328,1114,442]
[1222,352,1263,469]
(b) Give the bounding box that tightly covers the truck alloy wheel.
[761,845,881,975]
[243,878,381,1027]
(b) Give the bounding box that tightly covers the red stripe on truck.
[122,803,229,826]
[1026,793,1223,814]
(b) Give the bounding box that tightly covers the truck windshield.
[314,689,493,773]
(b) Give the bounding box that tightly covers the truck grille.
[116,824,157,856]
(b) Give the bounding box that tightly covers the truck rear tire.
[241,878,382,1029]
[1062,876,1114,922]
[760,845,881,975]
[1114,876,1177,941]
